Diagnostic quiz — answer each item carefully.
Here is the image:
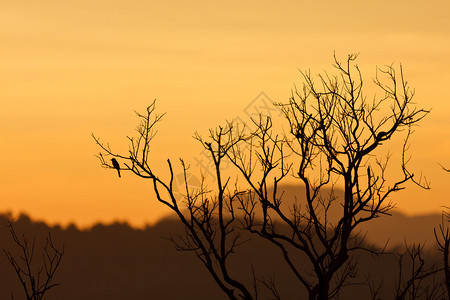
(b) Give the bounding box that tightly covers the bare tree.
[434,165,450,299]
[93,104,253,299]
[227,53,430,299]
[93,54,429,300]
[365,274,383,300]
[3,220,64,300]
[393,242,441,300]
[435,208,450,299]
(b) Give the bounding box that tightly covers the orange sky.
[1,0,449,228]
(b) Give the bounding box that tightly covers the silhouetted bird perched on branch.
[111,158,121,178]
[376,131,387,141]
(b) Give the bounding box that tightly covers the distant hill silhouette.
[0,209,444,299]
[267,184,441,248]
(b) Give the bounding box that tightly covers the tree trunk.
[444,238,450,300]
[309,280,329,300]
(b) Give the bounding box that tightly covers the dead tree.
[393,242,441,300]
[435,166,450,299]
[436,209,450,299]
[3,220,64,300]
[93,54,429,300]
[226,53,430,300]
[434,180,450,300]
[93,104,253,300]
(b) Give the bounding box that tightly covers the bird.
[111,158,121,178]
[376,131,387,141]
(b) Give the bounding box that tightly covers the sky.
[1,0,449,228]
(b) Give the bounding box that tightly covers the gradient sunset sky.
[1,0,449,227]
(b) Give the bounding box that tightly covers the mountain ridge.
[0,209,445,299]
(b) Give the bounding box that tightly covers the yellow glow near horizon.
[1,0,449,227]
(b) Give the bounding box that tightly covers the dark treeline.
[0,211,445,299]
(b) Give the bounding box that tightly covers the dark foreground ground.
[0,211,446,299]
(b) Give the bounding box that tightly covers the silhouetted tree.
[393,242,441,300]
[435,164,450,299]
[93,54,430,300]
[433,210,450,299]
[3,220,64,300]
[94,103,253,299]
